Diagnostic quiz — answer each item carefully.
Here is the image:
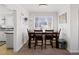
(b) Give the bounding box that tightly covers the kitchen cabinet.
[5,31,14,48]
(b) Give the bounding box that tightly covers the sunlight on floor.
[0,44,13,55]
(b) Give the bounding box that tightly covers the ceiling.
[20,4,69,12]
[5,4,69,12]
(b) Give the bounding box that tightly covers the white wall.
[58,5,79,53]
[28,12,58,31]
[78,9,79,50]
[0,5,15,28]
[69,5,79,52]
[58,6,71,51]
[5,15,14,27]
[14,7,29,52]
[21,9,29,44]
[0,14,15,28]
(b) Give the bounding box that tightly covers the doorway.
[0,5,16,54]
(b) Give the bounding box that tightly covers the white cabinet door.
[0,31,6,41]
[6,33,13,48]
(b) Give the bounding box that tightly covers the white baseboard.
[14,39,28,52]
[14,44,23,52]
[24,39,28,44]
[67,48,79,53]
[69,50,79,53]
[15,40,28,52]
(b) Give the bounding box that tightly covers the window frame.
[34,16,53,30]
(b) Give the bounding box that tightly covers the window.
[35,16,53,30]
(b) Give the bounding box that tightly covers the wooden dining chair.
[28,30,35,48]
[52,29,61,48]
[45,30,54,48]
[56,29,61,41]
[34,30,43,49]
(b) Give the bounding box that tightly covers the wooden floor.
[0,43,79,55]
[0,44,13,55]
[15,43,71,55]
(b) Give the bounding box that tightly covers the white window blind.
[35,16,53,30]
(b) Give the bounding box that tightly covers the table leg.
[56,37,59,48]
[28,37,31,48]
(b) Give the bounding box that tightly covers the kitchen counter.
[0,27,14,31]
[5,31,14,34]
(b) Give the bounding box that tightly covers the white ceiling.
[5,4,70,12]
[0,5,15,15]
[20,4,69,12]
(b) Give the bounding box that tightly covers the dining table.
[28,31,59,48]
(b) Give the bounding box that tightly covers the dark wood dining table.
[28,31,59,48]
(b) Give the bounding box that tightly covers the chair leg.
[50,39,53,48]
[45,39,46,48]
[34,39,37,49]
[41,39,43,49]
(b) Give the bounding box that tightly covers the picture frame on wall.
[59,13,67,24]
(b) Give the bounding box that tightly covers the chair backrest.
[45,30,53,38]
[28,29,34,37]
[27,29,29,36]
[57,29,61,39]
[34,30,43,37]
[45,30,54,33]
[34,30,42,33]
[59,29,61,34]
